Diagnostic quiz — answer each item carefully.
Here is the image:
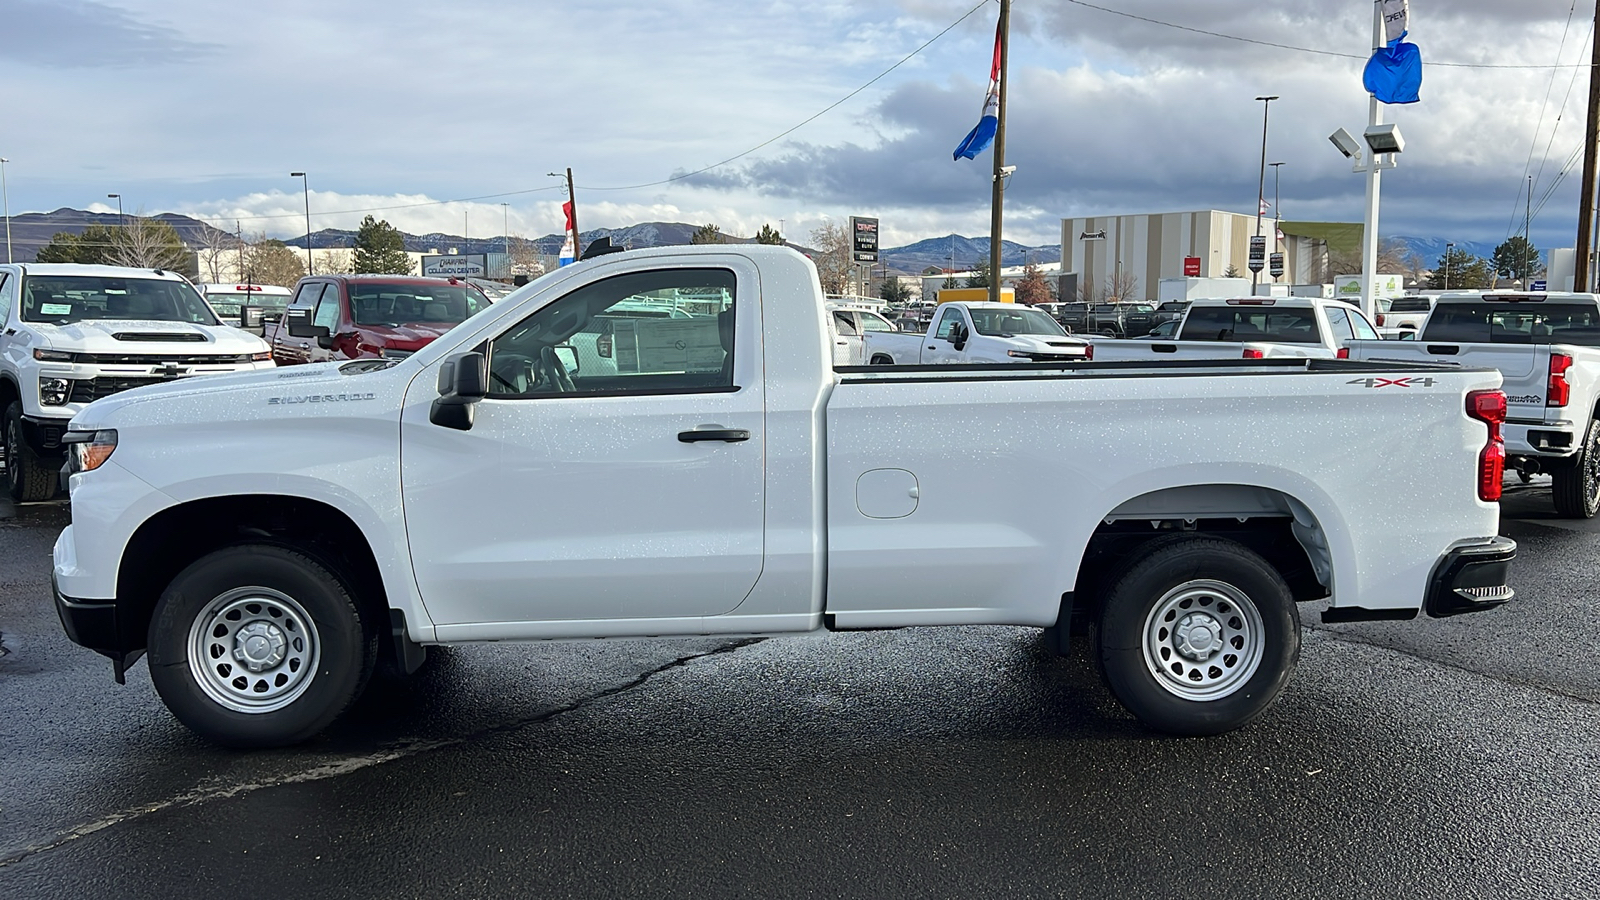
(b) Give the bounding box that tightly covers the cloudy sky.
[0,0,1593,252]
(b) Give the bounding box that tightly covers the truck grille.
[112,332,207,342]
[68,376,174,404]
[70,353,255,365]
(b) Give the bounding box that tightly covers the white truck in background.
[1157,277,1251,304]
[1090,297,1382,362]
[827,305,898,366]
[1348,291,1600,517]
[52,246,1514,748]
[0,263,275,501]
[862,301,1090,365]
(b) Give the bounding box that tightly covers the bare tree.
[809,221,853,295]
[315,249,353,275]
[194,221,239,283]
[1077,279,1101,304]
[1326,238,1410,279]
[506,235,546,277]
[242,233,306,287]
[1104,269,1140,303]
[108,214,192,274]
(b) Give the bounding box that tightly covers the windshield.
[22,275,220,325]
[1179,306,1321,343]
[349,283,490,326]
[1422,303,1600,345]
[205,292,290,316]
[969,307,1068,337]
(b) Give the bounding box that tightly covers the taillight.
[1548,353,1573,407]
[1336,347,1350,359]
[1242,348,1265,359]
[597,332,613,359]
[1084,344,1094,361]
[1466,389,1507,502]
[1376,313,1386,326]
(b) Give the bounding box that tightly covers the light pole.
[1269,161,1284,282]
[502,202,509,276]
[106,193,123,226]
[1251,95,1279,296]
[289,172,312,275]
[1444,241,1454,291]
[1,157,11,264]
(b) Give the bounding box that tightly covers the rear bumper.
[1424,536,1516,618]
[1505,421,1577,458]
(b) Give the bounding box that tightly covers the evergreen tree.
[35,225,121,265]
[754,224,784,245]
[690,224,724,245]
[352,215,412,274]
[1224,264,1241,278]
[1427,248,1492,290]
[879,275,912,304]
[941,274,959,290]
[1492,236,1541,282]
[964,257,992,289]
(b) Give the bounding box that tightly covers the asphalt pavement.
[1,488,1596,899]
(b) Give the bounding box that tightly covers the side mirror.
[430,352,488,431]
[951,322,968,351]
[554,344,579,374]
[285,308,319,338]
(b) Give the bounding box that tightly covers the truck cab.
[266,275,492,364]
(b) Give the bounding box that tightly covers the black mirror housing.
[430,352,488,430]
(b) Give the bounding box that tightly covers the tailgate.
[1347,340,1547,418]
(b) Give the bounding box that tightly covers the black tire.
[870,355,894,365]
[1097,537,1299,736]
[147,545,378,748]
[3,401,59,502]
[1099,327,1119,337]
[1551,418,1600,519]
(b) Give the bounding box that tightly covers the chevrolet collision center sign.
[421,254,488,277]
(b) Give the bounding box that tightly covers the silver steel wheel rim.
[1585,430,1600,508]
[1141,579,1265,702]
[186,587,319,714]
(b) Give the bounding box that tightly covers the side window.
[313,285,341,331]
[488,268,736,397]
[1350,310,1380,341]
[934,308,964,339]
[289,282,320,309]
[861,314,894,333]
[0,273,11,324]
[833,311,859,336]
[1323,306,1355,345]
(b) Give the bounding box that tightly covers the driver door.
[922,307,967,364]
[400,260,765,630]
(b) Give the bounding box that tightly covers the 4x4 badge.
[1347,376,1436,388]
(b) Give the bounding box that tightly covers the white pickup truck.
[52,245,1515,748]
[0,263,275,501]
[1348,291,1600,517]
[1090,297,1381,362]
[862,301,1090,364]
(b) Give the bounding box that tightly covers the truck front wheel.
[1550,419,1600,519]
[147,545,377,748]
[4,401,59,502]
[1097,537,1299,736]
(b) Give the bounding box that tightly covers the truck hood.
[358,322,456,350]
[68,361,380,430]
[34,319,267,355]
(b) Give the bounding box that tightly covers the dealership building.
[1059,210,1341,301]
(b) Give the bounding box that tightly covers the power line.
[1060,0,1597,69]
[1509,0,1584,241]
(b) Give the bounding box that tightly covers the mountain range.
[0,208,1520,275]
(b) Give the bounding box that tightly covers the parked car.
[54,245,1514,747]
[264,275,492,364]
[828,305,898,366]
[1347,291,1600,517]
[1152,300,1190,328]
[0,263,274,501]
[863,301,1090,365]
[194,283,293,334]
[1057,302,1156,336]
[1091,297,1382,362]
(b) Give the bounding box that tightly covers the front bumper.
[20,414,71,457]
[53,572,123,652]
[1424,536,1517,618]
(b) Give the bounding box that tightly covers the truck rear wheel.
[1096,537,1299,736]
[1551,419,1600,519]
[147,545,377,748]
[3,401,59,502]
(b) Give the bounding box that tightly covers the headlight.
[1007,350,1034,359]
[33,348,72,362]
[252,350,272,361]
[38,377,71,406]
[63,429,117,476]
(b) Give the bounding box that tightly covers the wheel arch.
[114,494,390,653]
[1063,483,1337,628]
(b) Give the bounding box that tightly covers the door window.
[288,281,321,310]
[1323,306,1355,345]
[860,313,894,332]
[488,268,737,397]
[832,311,859,335]
[1350,310,1380,340]
[0,273,11,324]
[934,308,964,340]
[312,285,341,331]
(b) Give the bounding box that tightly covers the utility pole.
[1526,173,1533,285]
[1577,0,1600,291]
[987,0,1010,304]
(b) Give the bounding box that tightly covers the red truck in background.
[265,274,493,364]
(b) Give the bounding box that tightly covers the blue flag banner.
[953,16,1003,161]
[1365,0,1420,105]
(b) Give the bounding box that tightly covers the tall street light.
[1444,241,1455,291]
[289,172,312,275]
[1269,161,1285,282]
[106,193,123,226]
[1251,95,1279,296]
[1,157,11,264]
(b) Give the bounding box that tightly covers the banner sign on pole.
[1183,256,1201,277]
[1248,235,1266,273]
[1269,252,1285,278]
[850,216,880,263]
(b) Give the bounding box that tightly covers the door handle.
[927,345,936,350]
[678,429,750,443]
